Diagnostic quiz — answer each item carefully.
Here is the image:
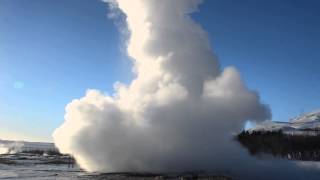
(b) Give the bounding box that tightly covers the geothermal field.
[0,140,231,179]
[1,0,320,179]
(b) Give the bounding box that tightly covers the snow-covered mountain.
[248,110,320,135]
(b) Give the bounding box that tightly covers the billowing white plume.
[0,142,23,154]
[53,0,270,172]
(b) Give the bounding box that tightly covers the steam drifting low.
[53,0,270,172]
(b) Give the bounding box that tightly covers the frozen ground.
[3,140,320,179]
[0,152,231,180]
[0,151,85,180]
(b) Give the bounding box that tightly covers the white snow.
[290,110,320,123]
[248,110,320,135]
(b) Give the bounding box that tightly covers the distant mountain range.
[248,110,320,135]
[0,139,55,154]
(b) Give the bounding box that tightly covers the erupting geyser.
[53,0,270,172]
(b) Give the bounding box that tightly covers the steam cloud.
[0,142,23,154]
[53,0,270,172]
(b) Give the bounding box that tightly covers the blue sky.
[0,0,319,142]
